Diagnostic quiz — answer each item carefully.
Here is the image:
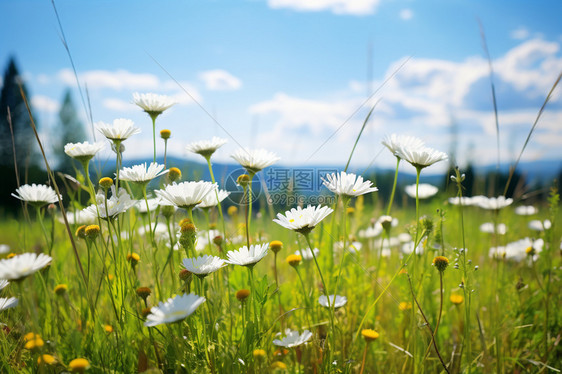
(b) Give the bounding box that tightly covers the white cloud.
[399,8,413,20]
[199,70,242,91]
[495,39,562,95]
[57,68,160,91]
[249,92,363,134]
[510,27,530,40]
[268,0,380,15]
[32,95,59,113]
[103,98,135,112]
[248,38,562,167]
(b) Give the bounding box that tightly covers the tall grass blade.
[305,56,412,163]
[479,21,500,193]
[50,0,94,137]
[344,101,378,173]
[503,71,562,196]
[17,82,88,288]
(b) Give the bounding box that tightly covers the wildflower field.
[0,94,561,374]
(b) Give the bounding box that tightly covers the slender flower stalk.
[133,93,176,163]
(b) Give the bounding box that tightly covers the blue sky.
[2,0,561,174]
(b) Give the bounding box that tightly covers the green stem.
[386,157,401,216]
[151,115,157,163]
[303,232,335,367]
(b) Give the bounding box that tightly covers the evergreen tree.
[0,56,46,214]
[0,56,38,168]
[54,89,86,172]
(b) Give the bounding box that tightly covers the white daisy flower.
[273,205,333,234]
[334,241,362,254]
[295,248,319,261]
[476,196,513,210]
[358,225,383,239]
[96,118,140,142]
[528,219,551,232]
[489,237,543,262]
[318,295,347,309]
[135,197,162,214]
[395,146,448,169]
[144,293,206,327]
[58,210,97,225]
[12,184,59,207]
[64,141,105,162]
[118,162,168,184]
[138,223,170,241]
[480,222,507,235]
[155,181,218,210]
[0,279,9,290]
[381,134,425,156]
[273,329,313,348]
[401,241,424,255]
[186,137,228,159]
[197,189,230,209]
[398,233,412,243]
[0,253,52,281]
[404,183,438,199]
[226,243,269,267]
[0,245,9,254]
[0,297,18,311]
[84,186,136,219]
[231,148,280,174]
[322,171,378,198]
[182,255,227,277]
[133,92,176,117]
[515,205,538,216]
[448,196,474,206]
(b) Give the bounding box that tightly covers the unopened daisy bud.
[179,218,192,227]
[209,222,217,230]
[104,325,113,333]
[450,294,464,305]
[421,216,433,234]
[237,174,251,188]
[47,203,57,215]
[75,225,87,239]
[180,222,196,235]
[179,269,192,282]
[235,289,250,302]
[68,358,90,372]
[54,284,68,296]
[213,235,223,247]
[432,256,449,272]
[227,206,238,216]
[346,207,355,215]
[141,307,152,318]
[85,224,100,240]
[361,329,379,342]
[6,253,16,259]
[167,167,181,182]
[253,349,266,358]
[269,240,283,254]
[286,254,302,267]
[24,332,37,341]
[136,287,151,302]
[127,253,140,268]
[37,354,56,365]
[160,205,176,218]
[160,129,171,140]
[99,177,113,190]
